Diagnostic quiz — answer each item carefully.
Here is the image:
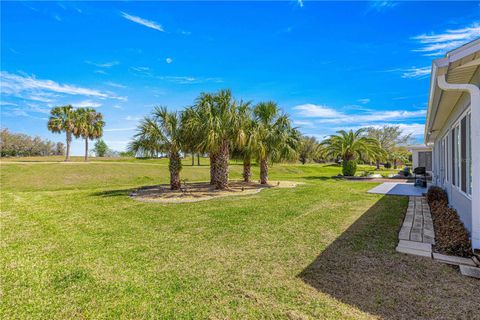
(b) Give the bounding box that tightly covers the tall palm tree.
[254,101,299,184]
[47,105,76,161]
[130,107,183,190]
[74,108,105,161]
[321,129,385,176]
[236,101,256,182]
[185,90,245,189]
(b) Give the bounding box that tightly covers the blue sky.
[1,1,479,155]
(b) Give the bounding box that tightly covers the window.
[452,127,456,186]
[444,135,449,182]
[468,113,472,195]
[461,117,467,193]
[450,109,472,196]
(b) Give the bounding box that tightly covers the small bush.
[384,162,392,169]
[342,160,357,176]
[426,186,448,204]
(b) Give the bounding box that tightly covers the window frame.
[450,107,472,199]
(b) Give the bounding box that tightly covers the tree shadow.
[299,195,480,319]
[302,176,336,181]
[91,188,136,197]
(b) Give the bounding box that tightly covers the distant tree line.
[0,128,65,157]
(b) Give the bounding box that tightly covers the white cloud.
[85,60,119,68]
[104,127,136,132]
[412,22,480,56]
[400,66,431,79]
[292,120,314,128]
[131,66,151,75]
[72,100,102,108]
[315,109,426,124]
[105,81,126,89]
[125,115,142,121]
[293,104,342,118]
[120,12,164,32]
[0,71,122,100]
[367,1,398,12]
[358,98,370,104]
[293,102,426,127]
[297,0,304,8]
[166,57,173,64]
[158,76,223,84]
[112,105,123,109]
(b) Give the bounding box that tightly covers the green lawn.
[1,159,478,319]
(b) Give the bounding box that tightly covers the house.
[425,39,479,251]
[409,145,432,174]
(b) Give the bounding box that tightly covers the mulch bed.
[426,186,472,257]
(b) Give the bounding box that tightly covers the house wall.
[431,70,479,233]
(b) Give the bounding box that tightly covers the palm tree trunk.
[191,152,195,166]
[209,153,217,185]
[65,131,71,162]
[169,151,181,190]
[84,138,89,161]
[243,157,251,183]
[394,160,397,169]
[197,153,200,166]
[376,160,380,170]
[260,157,268,184]
[215,141,229,190]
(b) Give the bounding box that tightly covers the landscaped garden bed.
[426,186,472,257]
[131,180,301,203]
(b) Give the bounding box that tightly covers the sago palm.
[254,101,299,184]
[130,107,183,190]
[47,105,76,161]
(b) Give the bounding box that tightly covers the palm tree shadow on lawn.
[298,195,480,319]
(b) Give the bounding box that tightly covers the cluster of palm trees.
[128,89,300,190]
[47,105,105,161]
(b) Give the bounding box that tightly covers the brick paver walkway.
[398,196,435,244]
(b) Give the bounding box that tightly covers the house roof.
[425,38,480,144]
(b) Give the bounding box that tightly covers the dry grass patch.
[131,180,301,203]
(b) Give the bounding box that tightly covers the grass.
[1,158,478,319]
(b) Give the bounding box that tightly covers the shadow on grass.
[299,195,480,319]
[302,176,336,181]
[91,188,136,197]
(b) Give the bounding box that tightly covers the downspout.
[437,74,480,250]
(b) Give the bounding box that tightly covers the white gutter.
[437,74,480,250]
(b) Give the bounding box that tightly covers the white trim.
[436,74,480,250]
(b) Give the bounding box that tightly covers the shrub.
[342,160,357,176]
[384,162,392,169]
[426,186,448,204]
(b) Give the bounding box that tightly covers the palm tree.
[74,108,105,161]
[321,129,385,176]
[130,107,183,190]
[185,90,245,189]
[47,105,76,161]
[232,101,256,182]
[254,101,299,184]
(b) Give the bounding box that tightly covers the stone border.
[396,196,480,279]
